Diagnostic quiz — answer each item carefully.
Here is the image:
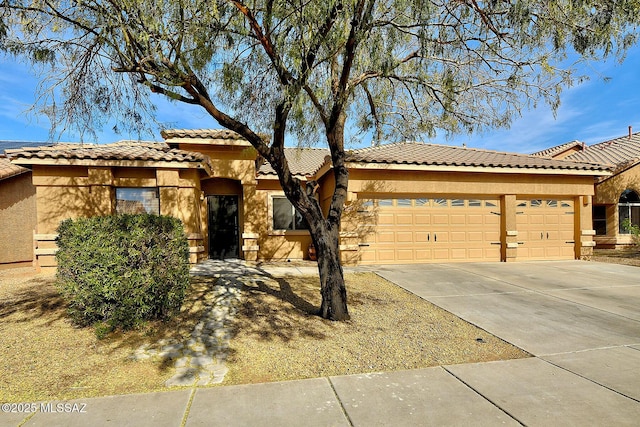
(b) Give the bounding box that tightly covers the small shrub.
[56,214,190,334]
[622,218,640,247]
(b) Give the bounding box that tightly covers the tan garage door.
[358,198,501,264]
[516,199,575,260]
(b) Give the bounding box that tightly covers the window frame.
[618,190,640,234]
[269,194,310,234]
[115,187,160,215]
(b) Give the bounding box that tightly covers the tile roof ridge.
[585,131,640,149]
[284,146,329,151]
[357,140,564,159]
[530,140,584,157]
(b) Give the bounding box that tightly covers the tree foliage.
[2,0,639,320]
[1,1,638,142]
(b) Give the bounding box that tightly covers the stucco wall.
[0,172,37,268]
[30,165,205,270]
[593,163,640,247]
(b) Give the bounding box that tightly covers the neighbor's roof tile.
[346,142,611,172]
[258,148,329,177]
[531,140,585,159]
[564,132,640,168]
[161,129,246,140]
[0,156,30,180]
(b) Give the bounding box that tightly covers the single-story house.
[4,128,619,271]
[0,155,36,269]
[532,129,640,248]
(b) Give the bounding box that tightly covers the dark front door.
[208,195,240,259]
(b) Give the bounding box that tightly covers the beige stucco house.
[0,156,36,269]
[533,130,640,249]
[4,129,618,271]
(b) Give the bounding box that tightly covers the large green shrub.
[56,214,190,333]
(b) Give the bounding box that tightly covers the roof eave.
[10,157,209,170]
[344,161,612,176]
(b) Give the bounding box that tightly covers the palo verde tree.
[1,1,639,320]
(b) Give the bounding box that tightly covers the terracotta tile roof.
[563,132,640,168]
[531,140,585,159]
[346,142,610,172]
[0,156,30,181]
[258,148,330,177]
[161,129,246,140]
[6,141,213,170]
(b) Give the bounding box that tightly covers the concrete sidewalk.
[4,260,640,426]
[8,357,640,426]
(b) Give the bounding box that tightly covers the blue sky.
[1,44,640,154]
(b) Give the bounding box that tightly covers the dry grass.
[1,267,529,402]
[0,269,213,403]
[225,273,529,384]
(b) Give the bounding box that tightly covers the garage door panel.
[434,232,449,243]
[359,197,501,264]
[432,214,449,225]
[450,231,466,242]
[379,213,394,225]
[416,231,429,242]
[484,231,500,241]
[467,214,484,225]
[560,215,574,225]
[396,214,414,225]
[450,248,468,259]
[415,249,431,259]
[468,248,484,259]
[397,249,415,260]
[415,214,431,225]
[544,215,559,224]
[377,250,395,262]
[467,231,483,241]
[395,231,413,243]
[517,198,576,261]
[450,215,466,225]
[378,232,395,243]
[433,249,450,259]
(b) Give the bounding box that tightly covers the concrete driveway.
[374,260,640,422]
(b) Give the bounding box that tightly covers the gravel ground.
[592,248,640,267]
[224,272,529,385]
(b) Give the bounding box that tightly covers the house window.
[115,188,160,215]
[272,196,308,231]
[618,189,640,234]
[593,205,607,235]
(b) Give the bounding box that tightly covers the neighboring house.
[534,129,640,248]
[0,155,36,269]
[6,129,611,271]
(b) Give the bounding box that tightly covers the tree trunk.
[313,225,349,321]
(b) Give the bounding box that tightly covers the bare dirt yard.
[7,257,601,402]
[592,248,640,267]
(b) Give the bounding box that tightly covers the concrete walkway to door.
[373,260,640,424]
